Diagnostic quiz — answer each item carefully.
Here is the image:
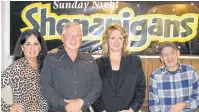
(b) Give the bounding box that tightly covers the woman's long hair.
[13,29,48,72]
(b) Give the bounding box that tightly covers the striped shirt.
[149,64,199,112]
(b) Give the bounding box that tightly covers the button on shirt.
[149,64,199,112]
[41,48,102,111]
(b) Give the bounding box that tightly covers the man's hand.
[64,98,84,112]
[119,108,134,112]
[170,102,186,112]
[11,104,24,112]
[47,48,59,54]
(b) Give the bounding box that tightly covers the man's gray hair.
[61,22,81,34]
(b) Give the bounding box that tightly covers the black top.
[112,70,119,89]
[93,54,146,112]
[40,48,102,112]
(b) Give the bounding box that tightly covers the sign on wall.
[10,1,199,55]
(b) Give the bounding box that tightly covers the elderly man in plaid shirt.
[149,42,199,112]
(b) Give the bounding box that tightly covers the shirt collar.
[162,62,182,75]
[59,48,84,61]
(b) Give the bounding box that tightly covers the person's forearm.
[185,72,199,110]
[81,85,102,109]
[184,98,199,110]
[1,98,11,112]
[41,83,67,108]
[82,74,102,110]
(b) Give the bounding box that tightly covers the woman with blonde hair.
[92,24,146,112]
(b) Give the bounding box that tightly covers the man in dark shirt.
[41,22,102,112]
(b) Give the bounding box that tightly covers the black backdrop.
[10,1,199,55]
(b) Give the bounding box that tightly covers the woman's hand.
[11,104,24,112]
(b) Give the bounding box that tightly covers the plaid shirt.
[149,64,199,112]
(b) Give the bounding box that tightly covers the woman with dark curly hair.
[92,24,146,112]
[1,29,49,112]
